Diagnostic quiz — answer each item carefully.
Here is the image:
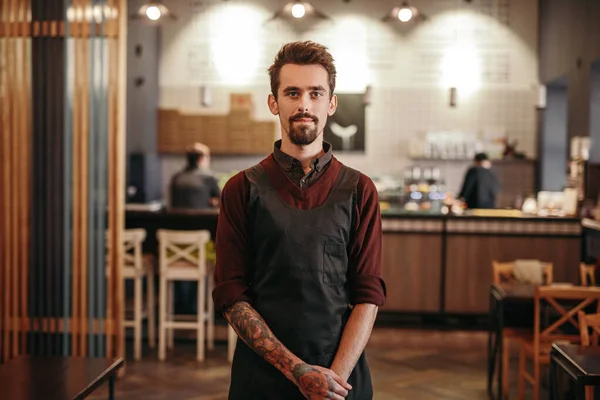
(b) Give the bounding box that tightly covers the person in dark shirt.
[169,143,220,210]
[213,41,386,400]
[169,143,220,315]
[459,152,500,209]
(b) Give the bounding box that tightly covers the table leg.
[549,353,557,400]
[496,299,504,400]
[109,373,115,400]
[576,378,585,400]
[487,290,495,396]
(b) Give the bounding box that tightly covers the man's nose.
[297,93,310,112]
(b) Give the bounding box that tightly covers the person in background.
[168,143,220,315]
[459,152,500,209]
[169,142,220,210]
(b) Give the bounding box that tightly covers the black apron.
[228,163,373,400]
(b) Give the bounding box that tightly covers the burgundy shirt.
[212,142,386,312]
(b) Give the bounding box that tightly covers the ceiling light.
[146,5,161,20]
[397,6,412,22]
[131,2,176,22]
[291,3,306,18]
[382,2,425,24]
[265,1,329,24]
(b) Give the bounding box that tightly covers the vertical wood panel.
[5,0,14,362]
[72,33,81,357]
[11,4,20,358]
[112,0,125,360]
[1,0,10,359]
[81,36,89,357]
[1,0,32,362]
[105,21,115,358]
[0,0,5,362]
[20,25,30,355]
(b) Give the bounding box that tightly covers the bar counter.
[380,211,581,315]
[126,207,583,316]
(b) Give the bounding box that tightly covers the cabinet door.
[381,233,442,312]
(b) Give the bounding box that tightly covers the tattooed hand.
[293,363,352,400]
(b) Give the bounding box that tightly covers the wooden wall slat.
[1,28,9,363]
[62,22,72,357]
[0,27,5,363]
[30,22,38,357]
[4,1,14,361]
[105,25,115,358]
[11,22,20,359]
[88,28,96,358]
[80,30,90,357]
[72,34,81,358]
[20,9,31,356]
[116,0,126,361]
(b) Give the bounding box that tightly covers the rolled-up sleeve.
[212,172,253,313]
[348,174,386,306]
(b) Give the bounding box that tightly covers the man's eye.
[288,91,298,97]
[311,92,323,98]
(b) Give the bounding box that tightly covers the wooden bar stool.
[106,228,156,361]
[157,229,211,361]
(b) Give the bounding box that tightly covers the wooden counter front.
[381,214,582,315]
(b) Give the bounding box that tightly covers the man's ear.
[268,94,279,116]
[328,94,338,116]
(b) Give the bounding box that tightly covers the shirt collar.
[273,139,333,172]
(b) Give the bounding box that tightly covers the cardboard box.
[230,93,253,111]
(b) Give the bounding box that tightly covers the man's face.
[268,64,337,146]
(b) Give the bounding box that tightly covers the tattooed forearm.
[225,301,301,381]
[226,301,351,398]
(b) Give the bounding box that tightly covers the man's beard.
[287,112,320,146]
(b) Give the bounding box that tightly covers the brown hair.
[268,41,336,99]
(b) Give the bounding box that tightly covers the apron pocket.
[323,241,347,285]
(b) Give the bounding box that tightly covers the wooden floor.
[89,327,550,400]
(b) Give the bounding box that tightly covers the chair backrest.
[492,260,554,285]
[578,311,600,346]
[105,228,147,271]
[580,263,596,286]
[533,286,600,353]
[156,229,211,274]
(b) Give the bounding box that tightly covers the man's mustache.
[289,113,318,124]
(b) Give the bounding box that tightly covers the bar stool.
[157,229,211,361]
[106,228,156,361]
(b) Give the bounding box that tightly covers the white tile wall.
[156,0,539,195]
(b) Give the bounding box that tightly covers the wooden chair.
[580,263,596,286]
[518,286,600,400]
[492,260,553,397]
[493,260,554,286]
[157,229,211,361]
[106,229,156,360]
[577,311,600,400]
